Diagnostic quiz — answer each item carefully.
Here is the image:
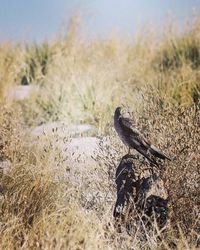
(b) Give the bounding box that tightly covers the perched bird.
[114,107,171,166]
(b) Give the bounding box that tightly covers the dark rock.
[114,154,169,231]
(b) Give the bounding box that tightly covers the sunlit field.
[0,16,199,249]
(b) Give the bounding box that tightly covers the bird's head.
[115,106,131,118]
[114,107,122,117]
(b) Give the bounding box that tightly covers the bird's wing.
[118,116,159,166]
[134,146,159,167]
[119,117,151,147]
[149,145,171,160]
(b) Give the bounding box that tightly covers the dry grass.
[0,43,25,99]
[0,16,199,249]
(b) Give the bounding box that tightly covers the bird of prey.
[114,107,171,166]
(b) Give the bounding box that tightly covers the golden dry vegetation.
[0,16,199,249]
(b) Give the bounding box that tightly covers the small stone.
[8,85,38,101]
[30,122,96,137]
[0,160,11,174]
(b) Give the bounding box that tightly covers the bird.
[114,107,171,166]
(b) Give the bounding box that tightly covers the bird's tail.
[149,145,171,161]
[134,147,159,167]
